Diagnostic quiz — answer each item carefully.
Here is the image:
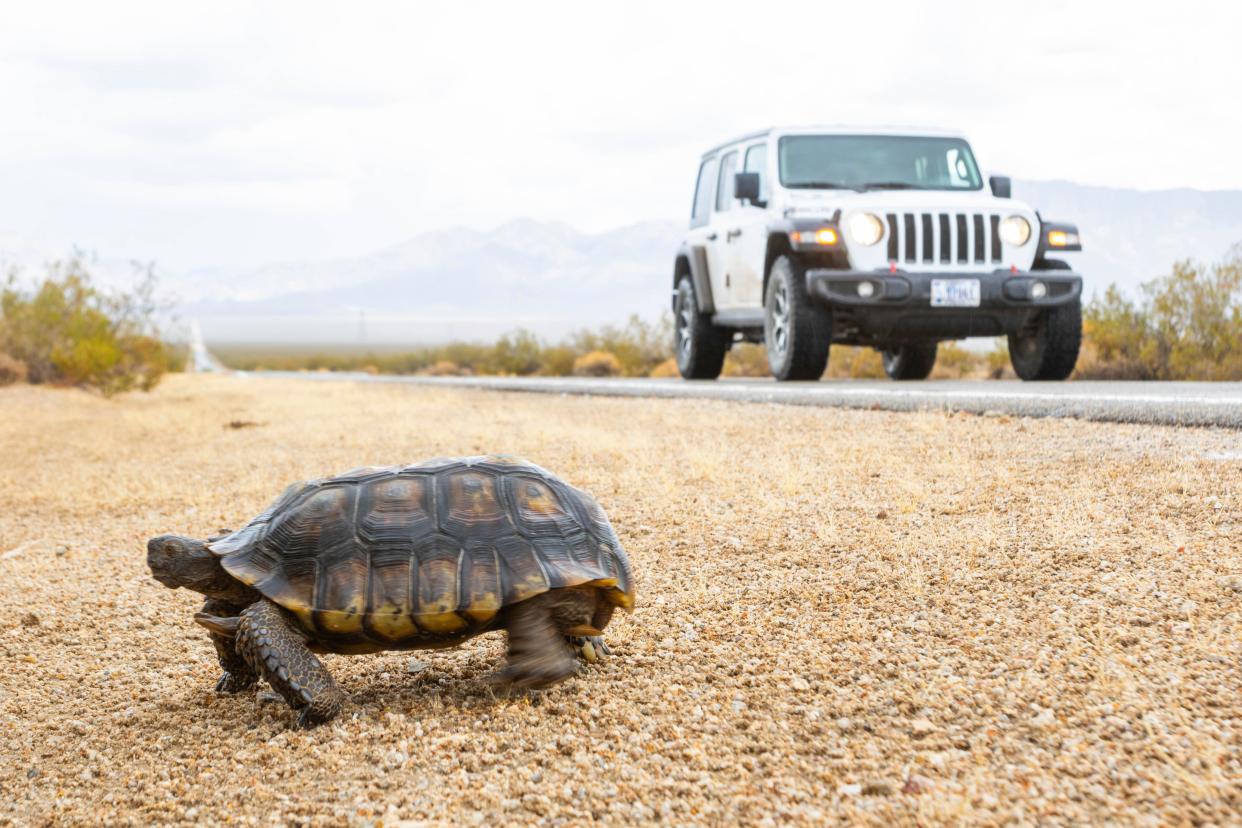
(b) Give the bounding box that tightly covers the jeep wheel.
[1008,299,1082,381]
[764,256,831,381]
[674,277,728,380]
[881,343,938,380]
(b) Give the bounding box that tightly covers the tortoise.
[146,456,635,727]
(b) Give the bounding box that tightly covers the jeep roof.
[700,125,972,159]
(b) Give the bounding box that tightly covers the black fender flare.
[674,242,715,314]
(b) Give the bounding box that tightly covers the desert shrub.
[722,343,769,377]
[567,314,673,376]
[985,339,1013,379]
[536,345,576,377]
[0,259,176,395]
[572,350,622,377]
[0,352,28,386]
[825,346,884,379]
[421,360,466,376]
[1080,246,1242,380]
[492,329,543,375]
[648,357,678,378]
[930,341,990,379]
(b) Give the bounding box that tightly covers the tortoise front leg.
[199,598,257,694]
[567,601,614,662]
[235,599,345,728]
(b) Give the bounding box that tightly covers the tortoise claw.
[568,635,612,660]
[214,671,255,694]
[295,707,328,729]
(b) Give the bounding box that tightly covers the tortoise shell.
[208,456,634,651]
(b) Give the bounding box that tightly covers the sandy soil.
[0,375,1239,826]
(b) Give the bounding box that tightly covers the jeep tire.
[763,256,831,381]
[674,277,728,380]
[882,343,938,380]
[1008,299,1082,381]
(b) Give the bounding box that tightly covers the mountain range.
[5,181,1241,343]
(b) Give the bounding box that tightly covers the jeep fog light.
[999,215,1032,246]
[857,280,875,298]
[849,213,885,246]
[1030,281,1048,300]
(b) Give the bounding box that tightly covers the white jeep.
[672,127,1084,381]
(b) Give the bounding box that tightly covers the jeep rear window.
[778,135,983,191]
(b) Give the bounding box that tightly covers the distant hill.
[181,219,685,343]
[6,181,1241,343]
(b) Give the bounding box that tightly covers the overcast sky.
[2,0,1240,273]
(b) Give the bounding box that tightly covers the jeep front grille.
[884,212,1003,266]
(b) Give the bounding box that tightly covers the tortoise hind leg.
[494,590,583,689]
[235,599,345,728]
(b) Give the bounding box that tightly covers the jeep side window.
[715,151,737,212]
[743,144,768,202]
[690,157,718,228]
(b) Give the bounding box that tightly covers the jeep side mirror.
[989,176,1012,198]
[735,172,762,205]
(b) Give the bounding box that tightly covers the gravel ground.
[1,375,1239,826]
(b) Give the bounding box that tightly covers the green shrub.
[1081,245,1242,380]
[0,259,176,395]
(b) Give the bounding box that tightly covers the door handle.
[705,232,718,241]
[726,228,742,241]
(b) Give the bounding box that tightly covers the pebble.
[406,659,428,674]
[902,775,932,795]
[910,718,936,737]
[838,783,862,796]
[1032,708,1057,728]
[790,677,810,691]
[1218,575,1242,593]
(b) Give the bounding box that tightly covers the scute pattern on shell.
[208,456,634,647]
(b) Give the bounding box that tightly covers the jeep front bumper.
[805,268,1083,343]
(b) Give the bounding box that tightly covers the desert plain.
[0,375,1239,826]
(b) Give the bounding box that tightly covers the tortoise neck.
[185,541,258,603]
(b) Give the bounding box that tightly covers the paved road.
[248,371,1242,428]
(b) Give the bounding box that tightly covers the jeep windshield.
[778,135,983,191]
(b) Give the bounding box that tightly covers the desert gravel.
[0,375,1239,826]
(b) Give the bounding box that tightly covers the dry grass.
[1,375,1239,826]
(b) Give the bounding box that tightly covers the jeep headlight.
[849,212,885,246]
[999,215,1032,246]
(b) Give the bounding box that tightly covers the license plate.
[931,279,981,307]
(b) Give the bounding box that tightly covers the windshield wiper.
[859,181,921,191]
[785,181,865,192]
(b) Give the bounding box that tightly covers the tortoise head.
[147,534,250,601]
